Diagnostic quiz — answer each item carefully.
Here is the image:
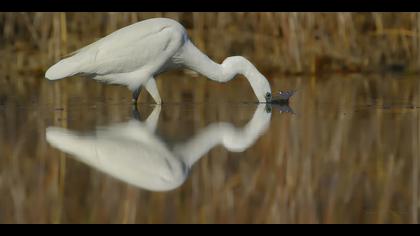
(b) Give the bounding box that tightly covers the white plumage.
[45,18,273,104]
[45,104,271,192]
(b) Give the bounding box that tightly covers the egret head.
[254,76,272,103]
[222,56,272,103]
[265,92,272,103]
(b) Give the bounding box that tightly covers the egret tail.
[45,56,82,80]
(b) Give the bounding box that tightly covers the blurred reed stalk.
[1,13,420,77]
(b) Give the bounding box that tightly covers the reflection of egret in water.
[46,104,286,192]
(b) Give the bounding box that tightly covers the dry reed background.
[2,13,420,76]
[0,13,419,223]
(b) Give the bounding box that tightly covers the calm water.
[0,73,419,223]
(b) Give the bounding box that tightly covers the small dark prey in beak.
[266,91,295,104]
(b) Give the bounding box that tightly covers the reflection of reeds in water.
[1,12,420,78]
[0,72,419,223]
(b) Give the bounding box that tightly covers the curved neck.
[223,56,262,79]
[173,104,271,167]
[221,56,271,102]
[179,41,271,102]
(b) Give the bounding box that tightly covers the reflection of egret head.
[46,104,272,192]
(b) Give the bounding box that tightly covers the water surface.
[0,73,419,223]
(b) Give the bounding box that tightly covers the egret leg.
[145,78,162,105]
[145,105,161,132]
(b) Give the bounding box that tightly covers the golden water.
[0,72,419,223]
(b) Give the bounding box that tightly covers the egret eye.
[265,92,272,101]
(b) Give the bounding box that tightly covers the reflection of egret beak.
[273,104,295,114]
[265,103,295,114]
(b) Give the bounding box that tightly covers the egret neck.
[221,56,272,103]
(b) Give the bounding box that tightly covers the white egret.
[45,18,273,104]
[45,104,272,192]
